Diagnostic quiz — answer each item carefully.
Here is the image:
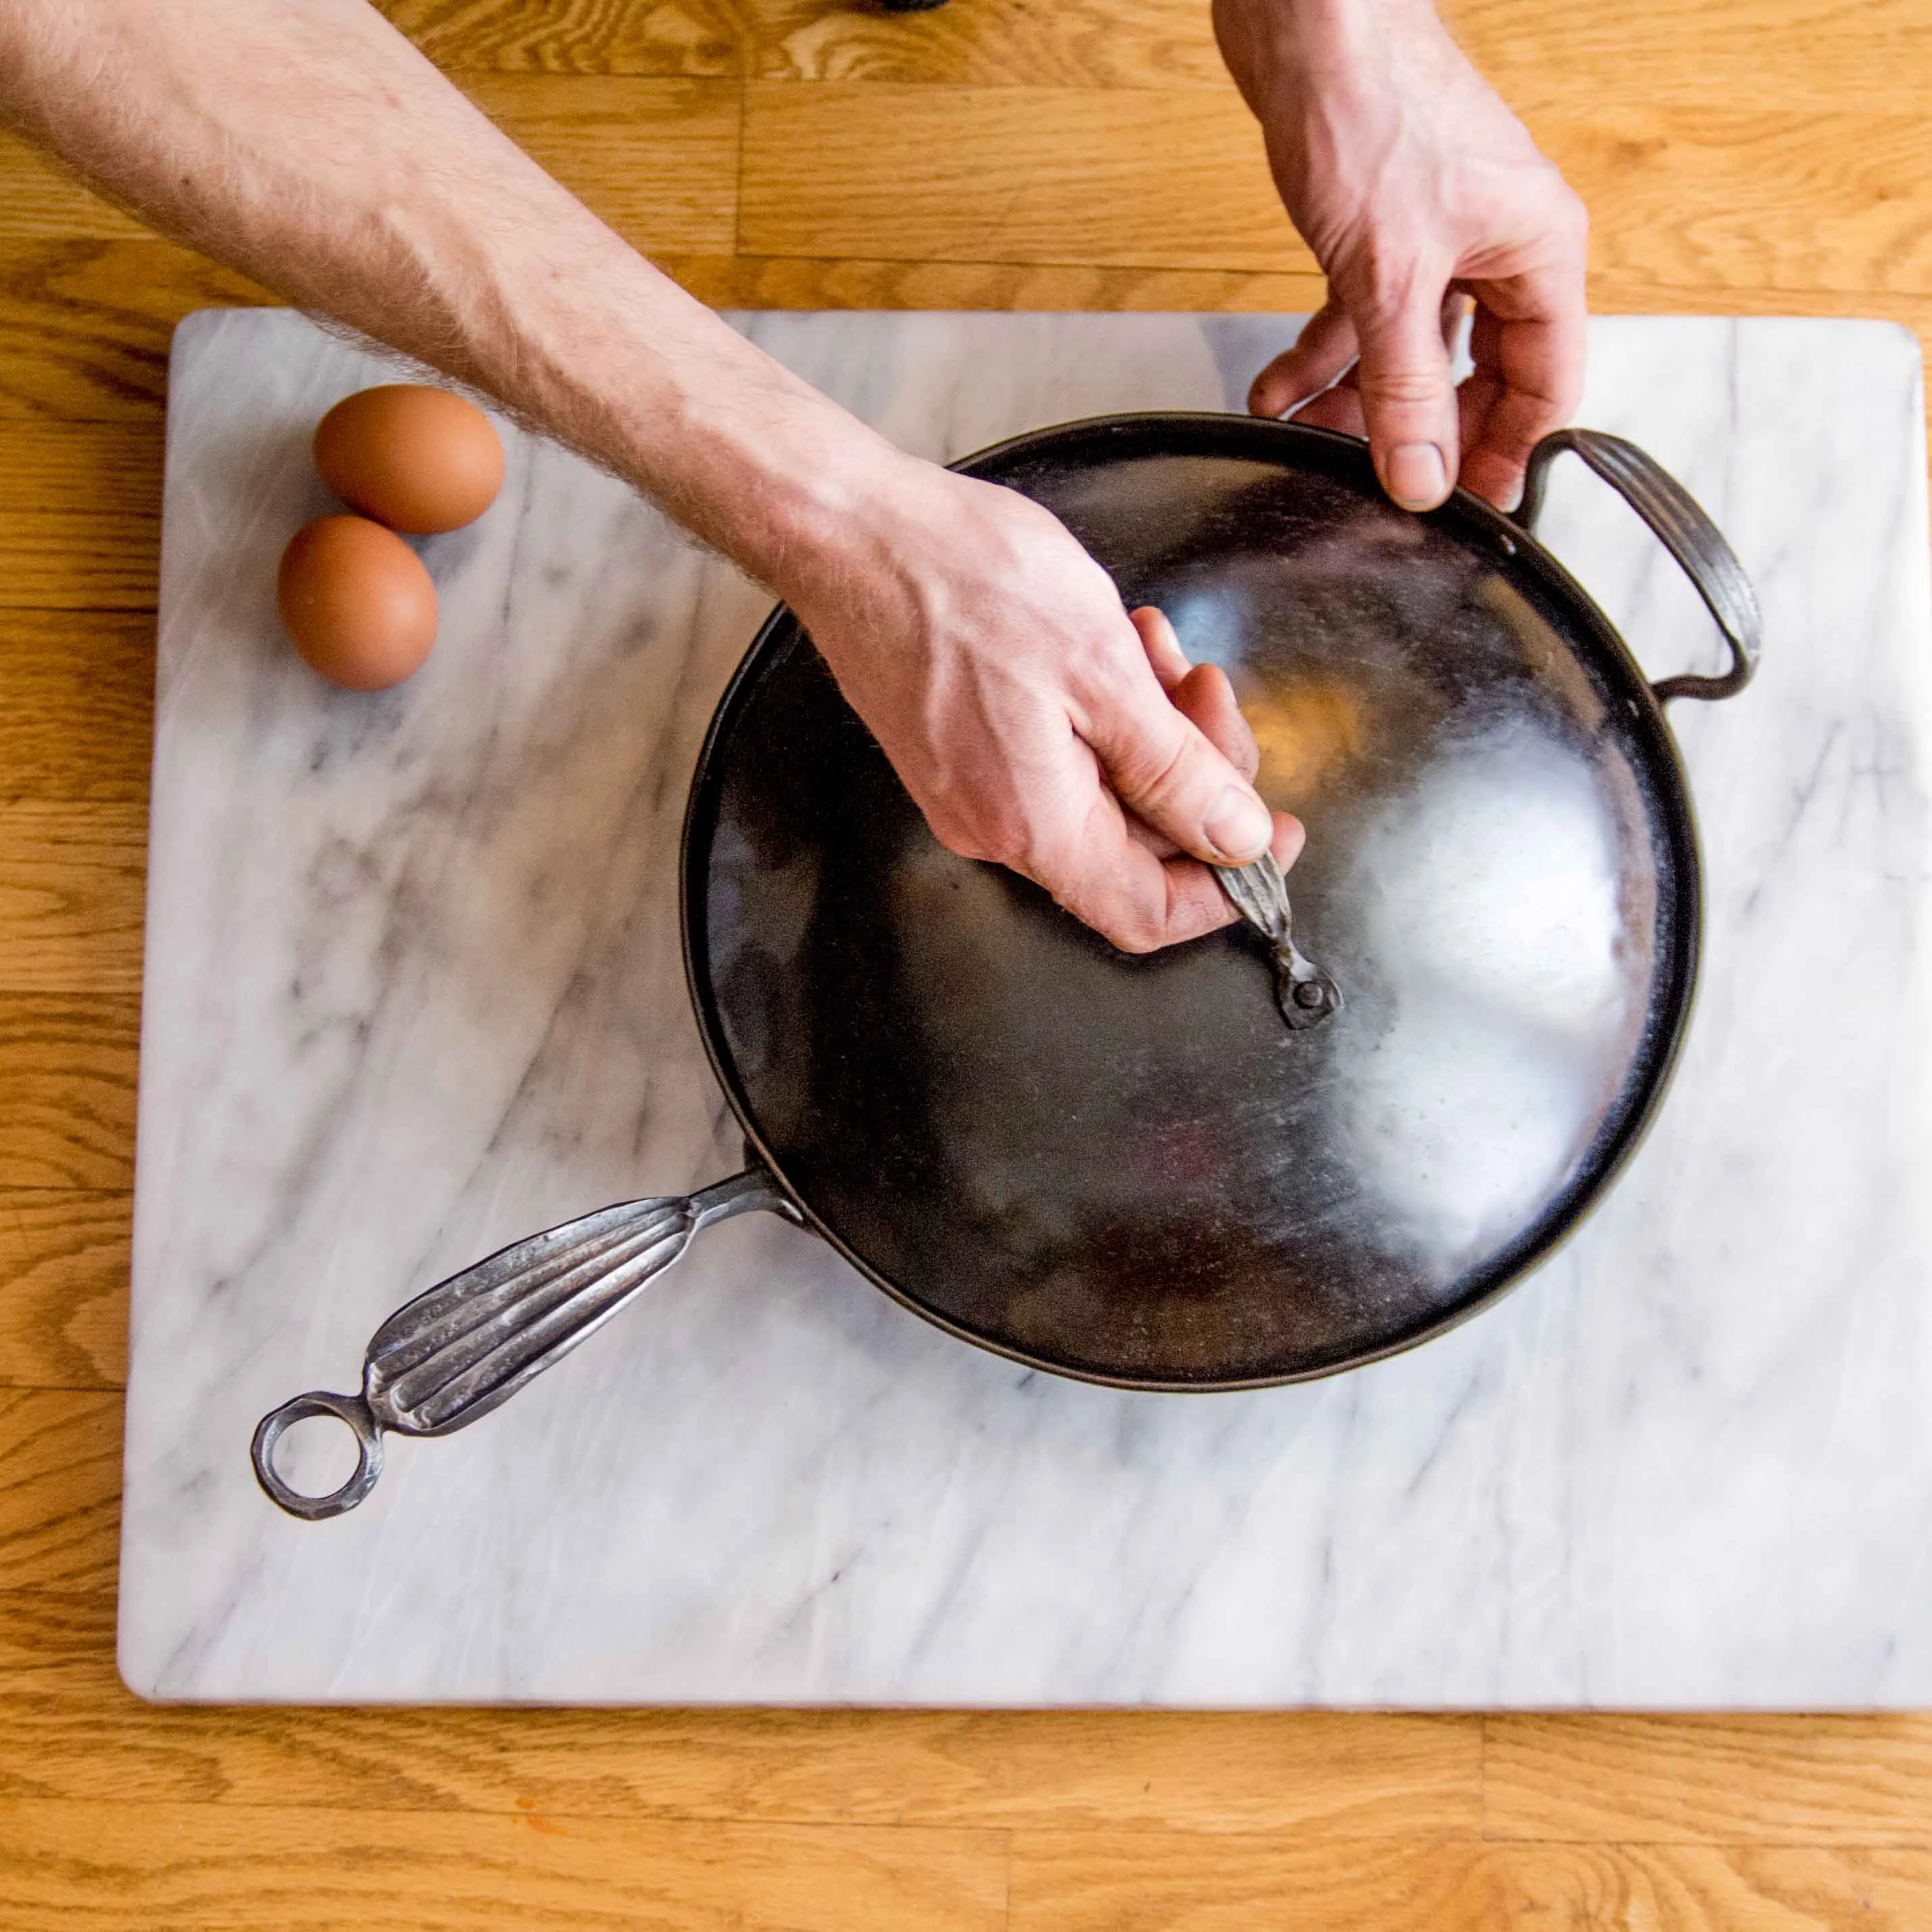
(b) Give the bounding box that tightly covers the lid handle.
[1514,428,1762,705]
[1214,850,1342,1029]
[250,1167,793,1520]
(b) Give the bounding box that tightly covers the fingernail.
[1204,785,1272,863]
[1386,442,1448,511]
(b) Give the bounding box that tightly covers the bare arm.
[0,0,1293,950]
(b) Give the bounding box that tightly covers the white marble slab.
[119,308,1932,1706]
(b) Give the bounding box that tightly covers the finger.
[1263,289,1470,474]
[1129,604,1192,692]
[987,716,1306,952]
[1123,661,1262,856]
[1039,784,1306,955]
[1455,365,1506,489]
[1248,298,1360,419]
[1129,610,1263,844]
[1142,810,1308,944]
[1171,661,1260,782]
[1290,380,1367,438]
[1456,278,1588,511]
[1348,265,1460,511]
[1075,659,1275,869]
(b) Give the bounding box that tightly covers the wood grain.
[742,86,1932,298]
[0,805,147,998]
[0,242,269,422]
[0,1644,1480,1830]
[0,614,155,803]
[1007,1831,1932,1931]
[383,0,1932,112]
[1552,111,1932,297]
[0,422,162,612]
[741,83,1305,273]
[0,1391,120,1597]
[741,0,1932,114]
[0,1588,113,1675]
[1444,0,1932,116]
[0,136,149,245]
[0,1194,129,1391]
[0,1799,1009,1932]
[746,0,1229,89]
[660,251,1332,315]
[1486,1715,1932,1847]
[380,0,745,76]
[0,998,139,1192]
[459,75,741,253]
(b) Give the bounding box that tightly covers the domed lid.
[690,417,1700,1386]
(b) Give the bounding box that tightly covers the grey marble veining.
[120,308,1932,1705]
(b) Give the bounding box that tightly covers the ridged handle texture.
[252,1167,789,1519]
[1515,428,1762,704]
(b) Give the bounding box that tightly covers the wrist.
[474,226,912,607]
[706,405,923,624]
[1230,0,1447,108]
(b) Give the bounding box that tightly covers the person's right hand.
[784,453,1303,955]
[1213,0,1588,513]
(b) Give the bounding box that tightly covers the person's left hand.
[1213,0,1589,513]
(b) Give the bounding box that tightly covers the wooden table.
[3,2,1931,1924]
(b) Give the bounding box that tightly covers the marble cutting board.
[119,308,1932,1706]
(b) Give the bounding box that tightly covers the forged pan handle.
[251,1167,795,1520]
[1515,428,1762,704]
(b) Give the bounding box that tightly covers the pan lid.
[688,417,1704,1387]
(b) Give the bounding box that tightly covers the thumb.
[1082,672,1273,868]
[1353,276,1460,511]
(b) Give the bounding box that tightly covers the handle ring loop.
[251,1390,385,1521]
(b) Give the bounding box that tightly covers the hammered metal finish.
[1212,848,1342,1029]
[1516,429,1762,703]
[251,1169,788,1517]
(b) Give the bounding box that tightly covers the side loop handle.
[1514,428,1762,705]
[251,1390,384,1521]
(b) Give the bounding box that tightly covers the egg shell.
[277,515,438,691]
[313,384,505,534]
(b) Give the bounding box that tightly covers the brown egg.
[313,384,505,534]
[277,515,438,691]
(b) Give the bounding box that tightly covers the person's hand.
[1213,0,1588,511]
[784,453,1303,955]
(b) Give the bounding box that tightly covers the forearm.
[0,0,1292,955]
[0,0,900,601]
[1216,0,1440,102]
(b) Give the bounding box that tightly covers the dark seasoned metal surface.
[688,418,1703,1388]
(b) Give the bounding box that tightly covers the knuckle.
[926,802,1009,868]
[969,817,1027,869]
[1077,884,1164,954]
[1107,915,1166,957]
[1358,363,1445,410]
[930,821,988,864]
[1112,724,1193,812]
[1065,632,1138,702]
[1346,245,1430,322]
[1557,186,1591,245]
